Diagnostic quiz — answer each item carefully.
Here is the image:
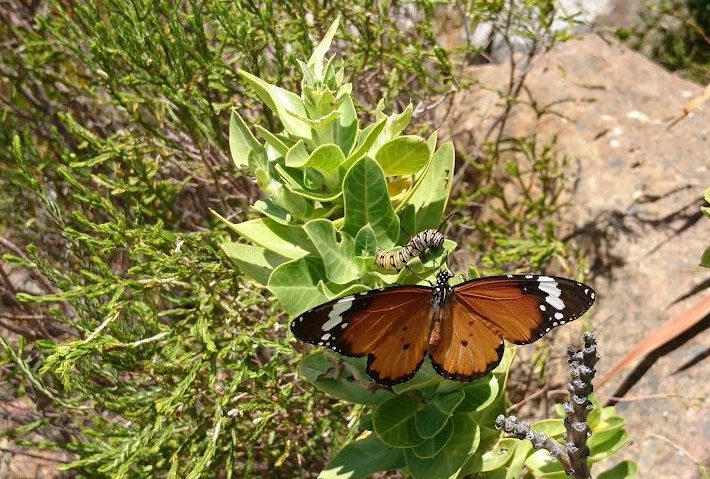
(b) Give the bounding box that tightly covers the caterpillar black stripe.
[375,229,445,270]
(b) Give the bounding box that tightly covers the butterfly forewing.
[452,275,596,344]
[428,297,505,381]
[290,286,433,385]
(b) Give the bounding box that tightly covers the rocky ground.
[438,34,710,477]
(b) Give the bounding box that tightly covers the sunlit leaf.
[342,157,399,249]
[319,434,405,479]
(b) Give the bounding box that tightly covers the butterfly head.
[435,269,453,285]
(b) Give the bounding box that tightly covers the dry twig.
[496,332,599,478]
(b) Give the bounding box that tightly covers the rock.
[0,398,68,479]
[437,34,710,477]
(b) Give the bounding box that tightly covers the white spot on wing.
[554,312,563,320]
[546,296,565,310]
[322,300,354,331]
[537,277,564,310]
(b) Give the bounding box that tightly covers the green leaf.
[289,186,343,203]
[319,434,405,479]
[589,429,630,462]
[411,419,454,459]
[597,460,638,479]
[267,257,329,316]
[284,140,309,167]
[342,157,399,249]
[220,242,288,286]
[478,438,518,472]
[457,425,503,476]
[473,347,514,425]
[390,359,441,394]
[287,143,345,189]
[247,143,271,188]
[318,282,369,301]
[386,103,413,139]
[415,389,465,438]
[254,125,291,156]
[396,141,455,233]
[341,119,387,174]
[375,136,430,176]
[238,69,312,140]
[214,214,314,260]
[335,94,358,155]
[299,351,393,405]
[505,441,533,479]
[303,219,362,284]
[456,376,499,413]
[405,414,480,479]
[268,182,314,221]
[701,246,710,268]
[529,419,565,438]
[307,17,340,82]
[524,449,566,478]
[229,110,262,167]
[426,130,438,154]
[354,225,377,257]
[373,395,423,448]
[252,199,292,225]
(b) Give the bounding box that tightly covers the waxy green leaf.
[239,69,312,140]
[267,257,329,316]
[373,395,423,448]
[303,219,362,284]
[342,157,399,249]
[375,135,430,176]
[319,434,405,479]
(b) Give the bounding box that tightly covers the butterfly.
[290,270,596,386]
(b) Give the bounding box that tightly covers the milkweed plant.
[221,19,634,479]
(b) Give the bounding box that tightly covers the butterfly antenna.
[436,211,463,233]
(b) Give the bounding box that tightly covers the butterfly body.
[291,271,595,386]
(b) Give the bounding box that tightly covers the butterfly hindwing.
[452,274,596,344]
[428,297,505,381]
[290,286,433,385]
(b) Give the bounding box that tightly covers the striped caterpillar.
[375,229,445,270]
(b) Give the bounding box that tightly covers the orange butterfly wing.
[453,275,596,344]
[291,287,433,385]
[428,297,505,381]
